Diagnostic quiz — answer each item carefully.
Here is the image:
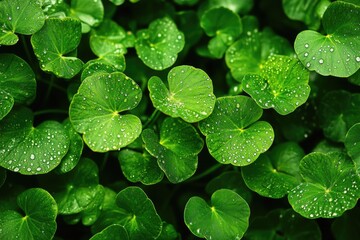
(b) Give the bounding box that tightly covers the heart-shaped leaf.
[318,90,360,142]
[142,117,203,183]
[199,95,274,166]
[0,107,69,175]
[288,152,360,218]
[243,55,310,115]
[39,158,104,215]
[90,224,129,240]
[31,18,83,79]
[0,188,57,240]
[242,142,304,198]
[0,0,45,45]
[135,17,185,70]
[118,149,164,185]
[294,1,360,77]
[225,28,294,82]
[69,72,142,152]
[148,65,216,123]
[0,54,36,105]
[184,189,250,240]
[345,123,360,174]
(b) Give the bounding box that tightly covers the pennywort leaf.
[69,0,104,32]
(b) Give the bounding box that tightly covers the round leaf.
[345,123,360,174]
[70,0,104,32]
[118,149,164,185]
[90,224,129,240]
[0,0,45,35]
[294,1,360,77]
[288,152,360,218]
[142,117,204,183]
[135,17,185,70]
[184,189,250,240]
[242,142,304,198]
[0,188,57,240]
[81,61,119,81]
[116,186,162,239]
[0,107,69,175]
[70,72,142,152]
[148,65,216,123]
[243,55,311,115]
[0,54,36,105]
[0,29,18,45]
[31,18,83,79]
[199,96,274,166]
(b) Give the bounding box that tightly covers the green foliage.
[1,0,359,239]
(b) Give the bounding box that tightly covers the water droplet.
[356,57,360,62]
[330,48,334,52]
[304,52,309,57]
[304,44,309,48]
[319,59,324,64]
[306,62,311,68]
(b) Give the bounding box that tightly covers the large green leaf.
[31,18,83,79]
[243,55,311,115]
[90,224,129,240]
[148,65,216,123]
[0,107,69,175]
[142,117,204,183]
[288,152,360,218]
[0,188,57,240]
[199,96,274,166]
[135,17,185,70]
[0,0,45,45]
[70,72,142,152]
[294,1,360,77]
[242,142,304,198]
[184,189,250,240]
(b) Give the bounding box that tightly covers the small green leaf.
[242,142,304,198]
[184,189,250,240]
[142,117,204,183]
[0,0,45,36]
[288,152,360,219]
[345,123,360,174]
[199,95,274,166]
[0,188,57,240]
[0,107,69,175]
[294,1,360,77]
[70,72,142,152]
[0,54,36,105]
[157,222,179,240]
[31,18,83,79]
[135,17,185,70]
[90,224,129,240]
[206,0,254,15]
[70,0,104,32]
[318,90,360,142]
[109,0,125,6]
[148,65,216,123]
[0,30,18,45]
[81,61,119,81]
[39,158,104,215]
[118,149,164,185]
[243,55,311,115]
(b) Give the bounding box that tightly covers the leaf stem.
[20,35,36,70]
[185,163,223,183]
[143,109,160,129]
[44,74,56,104]
[33,109,69,116]
[100,152,110,172]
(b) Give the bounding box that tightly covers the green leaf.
[345,123,360,174]
[0,107,69,175]
[288,152,360,219]
[184,189,250,240]
[90,224,129,240]
[199,95,274,166]
[282,0,330,29]
[294,1,360,77]
[0,0,45,37]
[148,65,216,123]
[0,188,57,240]
[318,90,360,142]
[206,0,254,15]
[118,149,164,185]
[39,158,104,215]
[242,142,304,198]
[225,28,294,82]
[200,7,242,58]
[81,61,119,81]
[0,30,18,45]
[31,18,83,79]
[245,208,321,240]
[70,0,104,32]
[142,117,204,183]
[0,90,13,120]
[157,222,179,240]
[0,54,36,105]
[109,0,125,6]
[55,119,84,174]
[135,17,185,70]
[243,55,310,115]
[205,171,253,203]
[69,72,142,152]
